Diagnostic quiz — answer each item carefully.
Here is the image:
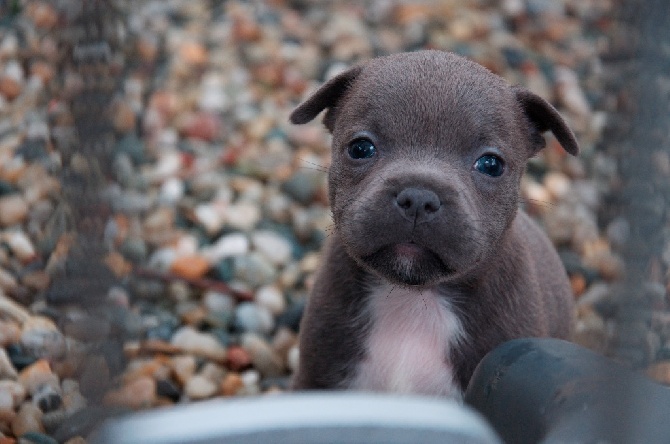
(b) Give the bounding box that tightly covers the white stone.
[235,303,274,335]
[184,374,218,400]
[555,66,591,118]
[251,230,292,266]
[159,177,185,204]
[144,151,182,183]
[148,247,177,271]
[225,202,260,231]
[287,345,300,373]
[171,326,226,362]
[240,369,260,395]
[20,316,66,360]
[194,203,225,235]
[0,380,26,408]
[544,172,571,200]
[255,285,286,316]
[203,291,235,314]
[202,232,249,263]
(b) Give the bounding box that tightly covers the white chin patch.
[348,283,466,398]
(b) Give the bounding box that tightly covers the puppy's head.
[291,51,578,287]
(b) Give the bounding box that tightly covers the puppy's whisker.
[299,166,329,173]
[298,158,330,173]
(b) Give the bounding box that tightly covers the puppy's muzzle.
[395,188,442,224]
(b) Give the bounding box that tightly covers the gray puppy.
[289,50,578,397]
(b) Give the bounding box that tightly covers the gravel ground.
[0,0,667,442]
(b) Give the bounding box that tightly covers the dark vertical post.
[47,0,125,402]
[609,0,670,367]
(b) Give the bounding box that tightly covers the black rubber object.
[464,338,670,444]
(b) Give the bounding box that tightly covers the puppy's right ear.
[289,65,363,132]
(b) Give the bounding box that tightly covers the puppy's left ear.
[513,86,580,156]
[289,65,363,132]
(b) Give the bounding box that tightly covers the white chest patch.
[350,284,465,398]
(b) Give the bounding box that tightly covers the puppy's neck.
[349,282,465,397]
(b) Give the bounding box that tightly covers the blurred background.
[0,0,668,441]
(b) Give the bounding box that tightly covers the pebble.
[0,269,19,295]
[0,195,29,227]
[159,177,186,205]
[577,282,611,306]
[19,431,58,444]
[234,303,274,335]
[169,355,197,387]
[240,370,261,396]
[0,321,21,347]
[281,171,321,205]
[169,255,211,280]
[0,75,21,101]
[220,373,244,396]
[0,349,17,379]
[17,360,59,396]
[241,333,284,378]
[11,403,44,436]
[103,376,156,410]
[202,233,250,263]
[0,381,26,409]
[170,327,227,362]
[287,346,300,374]
[184,375,218,400]
[194,203,226,236]
[225,202,261,232]
[32,385,63,413]
[2,231,36,263]
[233,253,277,287]
[250,230,293,266]
[272,327,298,362]
[543,172,571,201]
[41,410,69,434]
[226,346,252,371]
[199,362,226,384]
[255,285,286,316]
[647,361,670,385]
[20,317,66,360]
[202,291,235,314]
[555,66,592,119]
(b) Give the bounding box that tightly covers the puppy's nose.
[395,188,441,223]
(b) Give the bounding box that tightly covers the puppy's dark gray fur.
[289,50,577,395]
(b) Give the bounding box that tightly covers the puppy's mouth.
[361,242,451,286]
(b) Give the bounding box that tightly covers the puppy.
[289,50,578,397]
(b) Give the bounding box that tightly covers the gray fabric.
[90,393,501,444]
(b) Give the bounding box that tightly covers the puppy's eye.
[474,154,505,177]
[348,139,376,160]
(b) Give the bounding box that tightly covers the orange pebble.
[221,373,244,396]
[570,274,587,297]
[170,255,210,280]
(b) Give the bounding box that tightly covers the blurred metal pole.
[47,0,125,402]
[606,1,670,442]
[610,0,670,366]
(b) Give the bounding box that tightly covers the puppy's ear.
[289,65,363,132]
[513,86,580,156]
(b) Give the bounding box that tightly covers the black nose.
[395,188,441,223]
